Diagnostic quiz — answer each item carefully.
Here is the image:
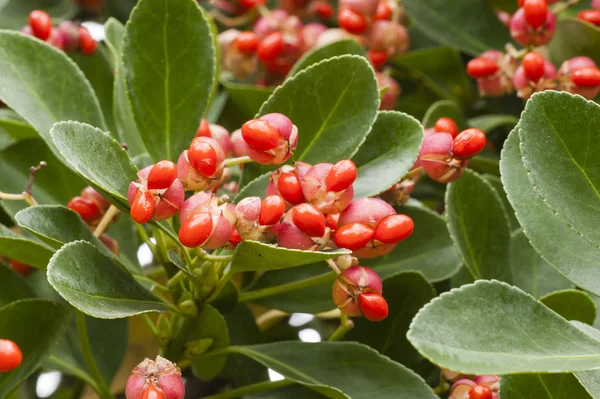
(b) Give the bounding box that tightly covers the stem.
[197,249,233,262]
[328,313,354,342]
[206,268,235,302]
[93,205,120,237]
[224,155,253,167]
[239,271,336,302]
[153,222,194,267]
[141,314,159,339]
[326,259,342,275]
[75,311,114,399]
[46,355,99,392]
[202,379,295,399]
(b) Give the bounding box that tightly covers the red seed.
[326,213,339,231]
[338,8,367,34]
[196,119,211,137]
[130,191,155,224]
[188,139,218,176]
[572,67,600,87]
[178,212,213,248]
[278,171,305,205]
[468,385,493,399]
[522,51,545,82]
[79,26,97,55]
[334,223,374,250]
[466,58,499,78]
[314,1,334,19]
[374,214,414,243]
[9,260,34,277]
[523,0,548,29]
[292,203,326,237]
[257,32,284,62]
[235,31,259,53]
[452,128,486,159]
[141,384,165,399]
[0,339,23,373]
[367,50,388,70]
[240,0,265,9]
[67,196,103,223]
[28,10,52,41]
[241,119,279,150]
[147,160,178,190]
[229,228,242,246]
[434,117,459,138]
[326,160,357,192]
[358,292,389,322]
[375,2,393,20]
[578,9,600,26]
[259,195,285,225]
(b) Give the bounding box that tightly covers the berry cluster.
[126,356,184,399]
[449,375,499,399]
[467,0,600,100]
[0,339,22,373]
[21,10,97,55]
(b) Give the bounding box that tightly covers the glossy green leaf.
[550,18,600,66]
[347,271,435,375]
[247,385,326,399]
[290,39,365,76]
[190,305,231,380]
[123,0,216,162]
[540,289,596,325]
[229,342,437,398]
[231,240,349,273]
[446,169,512,282]
[468,156,500,176]
[47,241,168,318]
[468,114,518,134]
[500,373,592,399]
[573,321,600,398]
[403,0,512,56]
[0,31,105,157]
[408,280,600,374]
[234,173,271,203]
[0,224,54,269]
[0,109,37,140]
[50,121,138,207]
[0,299,71,397]
[510,229,571,298]
[352,111,423,198]
[484,175,519,231]
[422,100,467,130]
[0,263,34,307]
[219,81,273,131]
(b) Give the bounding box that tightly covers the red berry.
[79,26,97,55]
[241,119,279,150]
[453,129,486,159]
[326,213,339,231]
[434,117,459,138]
[466,58,499,78]
[278,171,305,204]
[522,51,545,82]
[523,0,548,29]
[578,9,600,25]
[572,67,600,87]
[375,2,393,20]
[147,160,178,190]
[229,228,242,246]
[81,186,110,210]
[326,160,357,192]
[314,2,334,19]
[367,50,388,70]
[235,31,259,53]
[188,139,218,176]
[257,32,284,62]
[468,385,493,399]
[259,195,285,225]
[9,260,34,276]
[130,191,155,224]
[240,0,264,9]
[334,223,374,250]
[196,119,211,137]
[67,196,103,223]
[28,10,52,41]
[141,385,165,399]
[374,214,414,244]
[178,212,213,247]
[0,339,22,372]
[338,8,368,34]
[292,203,326,237]
[358,292,389,322]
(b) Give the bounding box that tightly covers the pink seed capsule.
[125,356,184,399]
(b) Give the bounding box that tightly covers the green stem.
[206,268,235,302]
[75,311,114,399]
[224,155,253,167]
[239,271,336,302]
[153,222,194,267]
[197,249,234,262]
[328,313,354,342]
[46,355,99,391]
[202,379,295,399]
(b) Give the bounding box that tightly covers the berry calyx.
[0,339,22,372]
[28,10,52,41]
[130,191,155,224]
[468,385,493,399]
[259,195,285,225]
[572,67,600,87]
[338,8,367,34]
[373,214,414,244]
[334,222,374,250]
[358,292,389,322]
[367,50,388,70]
[523,0,548,29]
[452,128,486,159]
[375,2,393,20]
[147,160,178,190]
[141,385,165,399]
[578,9,600,26]
[10,260,35,276]
[79,26,97,55]
[434,117,459,138]
[277,170,305,204]
[178,212,213,248]
[196,119,211,137]
[241,119,279,151]
[466,58,499,78]
[325,160,357,192]
[522,52,545,82]
[67,196,103,223]
[257,32,284,62]
[188,138,218,176]
[235,31,259,53]
[292,203,326,237]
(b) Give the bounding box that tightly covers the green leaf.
[219,80,273,131]
[573,321,600,398]
[484,174,519,231]
[0,31,105,157]
[510,229,571,298]
[550,18,600,66]
[233,172,271,203]
[422,100,468,130]
[229,342,437,398]
[231,240,349,273]
[352,111,423,198]
[0,109,37,140]
[468,114,518,134]
[347,271,435,375]
[123,0,216,162]
[0,299,71,397]
[540,289,596,325]
[190,305,231,380]
[290,39,365,76]
[50,121,138,207]
[500,373,592,399]
[403,0,513,56]
[446,169,512,282]
[407,280,600,374]
[47,241,168,318]
[0,224,54,269]
[0,263,34,307]
[468,156,500,176]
